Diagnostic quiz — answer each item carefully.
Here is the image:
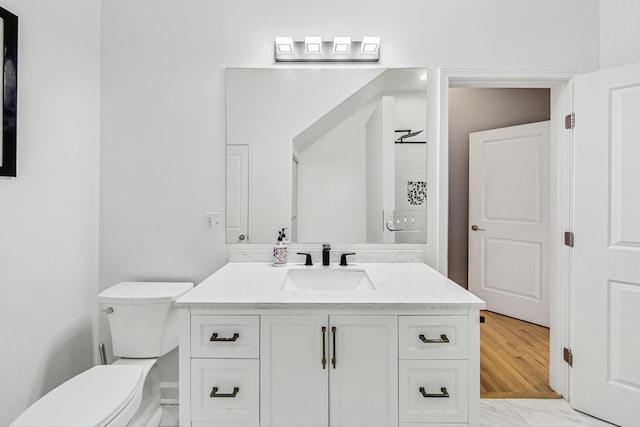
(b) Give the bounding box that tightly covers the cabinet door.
[329,315,398,427]
[261,315,329,427]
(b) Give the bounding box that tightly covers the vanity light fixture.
[333,36,351,53]
[305,36,322,53]
[274,36,380,62]
[275,37,294,53]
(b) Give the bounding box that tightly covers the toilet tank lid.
[10,365,143,427]
[98,281,194,304]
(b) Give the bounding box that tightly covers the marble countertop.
[176,262,485,310]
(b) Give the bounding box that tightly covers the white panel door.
[226,145,249,243]
[329,316,398,427]
[468,121,550,326]
[366,96,395,243]
[261,315,329,427]
[571,62,640,427]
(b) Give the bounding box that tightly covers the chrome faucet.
[322,244,331,266]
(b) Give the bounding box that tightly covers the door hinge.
[563,347,573,366]
[564,231,574,247]
[565,113,575,129]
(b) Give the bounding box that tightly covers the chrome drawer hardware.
[419,334,450,344]
[321,326,327,369]
[419,387,449,398]
[210,332,240,342]
[210,387,240,398]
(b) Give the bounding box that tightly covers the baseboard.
[160,382,179,405]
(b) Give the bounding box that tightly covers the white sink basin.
[281,268,375,291]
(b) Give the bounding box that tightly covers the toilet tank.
[98,282,194,358]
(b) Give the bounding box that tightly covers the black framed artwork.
[0,6,17,177]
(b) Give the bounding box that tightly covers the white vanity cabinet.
[261,315,397,427]
[177,262,484,427]
[180,310,479,427]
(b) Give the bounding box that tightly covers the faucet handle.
[340,252,356,266]
[297,252,313,266]
[322,243,331,250]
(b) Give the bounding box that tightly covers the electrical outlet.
[205,212,223,230]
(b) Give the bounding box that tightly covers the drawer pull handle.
[210,387,240,398]
[210,332,240,342]
[321,326,327,369]
[419,387,449,398]
[419,334,449,344]
[331,326,337,369]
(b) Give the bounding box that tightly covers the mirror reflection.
[226,68,427,244]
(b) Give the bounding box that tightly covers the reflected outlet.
[205,212,224,230]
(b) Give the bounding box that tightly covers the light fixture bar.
[274,38,380,62]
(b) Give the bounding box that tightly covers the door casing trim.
[427,67,578,398]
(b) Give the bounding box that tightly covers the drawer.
[399,360,469,424]
[399,316,468,359]
[191,359,259,424]
[191,315,259,358]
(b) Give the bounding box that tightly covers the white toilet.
[11,281,194,427]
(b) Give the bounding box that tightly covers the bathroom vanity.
[176,262,484,427]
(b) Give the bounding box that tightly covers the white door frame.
[427,68,578,397]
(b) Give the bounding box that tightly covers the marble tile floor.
[159,399,617,427]
[160,404,179,427]
[481,399,616,427]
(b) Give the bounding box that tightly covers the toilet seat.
[11,365,144,427]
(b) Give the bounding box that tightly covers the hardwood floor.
[480,310,560,399]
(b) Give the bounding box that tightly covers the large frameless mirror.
[226,68,428,244]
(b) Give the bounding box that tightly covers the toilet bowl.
[11,281,194,427]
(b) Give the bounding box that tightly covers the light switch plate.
[205,212,223,230]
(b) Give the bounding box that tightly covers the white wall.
[0,1,101,424]
[600,0,640,69]
[448,88,550,289]
[366,96,396,243]
[297,103,374,243]
[99,0,600,383]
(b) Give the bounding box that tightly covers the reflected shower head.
[395,129,424,142]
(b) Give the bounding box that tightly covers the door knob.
[471,225,485,231]
[238,234,246,241]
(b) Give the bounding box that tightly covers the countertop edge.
[175,302,486,310]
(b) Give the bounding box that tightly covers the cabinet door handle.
[418,334,449,344]
[419,387,449,398]
[321,326,327,369]
[210,387,240,398]
[331,326,337,369]
[210,332,240,342]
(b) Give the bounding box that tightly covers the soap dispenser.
[273,228,288,267]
